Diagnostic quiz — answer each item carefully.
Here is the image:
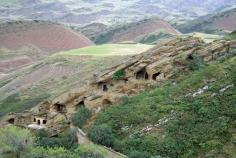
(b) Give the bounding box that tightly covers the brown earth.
[0,21,93,52]
[0,21,94,72]
[214,14,236,31]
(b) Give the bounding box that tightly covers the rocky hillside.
[0,43,152,117]
[2,36,235,136]
[177,7,236,34]
[92,18,179,44]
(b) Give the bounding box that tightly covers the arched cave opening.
[8,118,15,124]
[55,103,65,113]
[37,120,40,125]
[43,120,47,124]
[152,72,161,80]
[76,100,85,110]
[103,84,108,92]
[136,68,149,80]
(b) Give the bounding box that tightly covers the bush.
[187,53,204,71]
[35,129,77,150]
[71,107,91,128]
[88,124,115,147]
[23,147,73,158]
[128,150,151,158]
[112,69,126,80]
[0,125,34,158]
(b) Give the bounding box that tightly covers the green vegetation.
[88,124,115,147]
[0,125,33,158]
[71,107,92,128]
[35,129,77,150]
[229,30,236,39]
[0,93,50,117]
[91,54,236,157]
[112,69,126,80]
[0,125,109,158]
[59,44,153,56]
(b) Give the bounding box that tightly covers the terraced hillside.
[177,7,236,34]
[0,43,153,117]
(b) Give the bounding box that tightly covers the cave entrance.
[136,68,149,80]
[8,118,15,124]
[55,103,65,113]
[152,72,161,80]
[33,118,36,122]
[103,84,108,92]
[102,99,112,105]
[43,120,47,124]
[37,120,40,125]
[76,100,85,110]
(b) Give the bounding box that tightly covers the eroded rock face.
[1,37,236,135]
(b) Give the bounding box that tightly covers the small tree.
[88,124,114,147]
[112,69,126,80]
[71,107,92,128]
[0,125,33,158]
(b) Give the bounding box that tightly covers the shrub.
[23,147,73,158]
[187,53,204,71]
[0,125,34,158]
[71,107,92,128]
[35,129,77,150]
[128,150,151,158]
[112,69,126,80]
[88,124,115,147]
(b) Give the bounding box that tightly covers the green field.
[59,44,154,56]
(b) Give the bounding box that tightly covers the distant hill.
[1,0,236,26]
[93,18,179,44]
[77,23,108,41]
[177,7,236,34]
[0,20,93,73]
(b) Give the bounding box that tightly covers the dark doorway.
[136,68,149,80]
[37,120,40,125]
[152,72,161,80]
[8,118,15,124]
[103,84,108,92]
[43,120,47,124]
[33,118,36,122]
[55,103,65,112]
[76,100,85,110]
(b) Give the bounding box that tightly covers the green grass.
[93,55,236,157]
[59,44,153,56]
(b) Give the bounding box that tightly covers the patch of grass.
[59,44,153,56]
[0,92,50,117]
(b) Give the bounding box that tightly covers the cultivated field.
[59,43,154,56]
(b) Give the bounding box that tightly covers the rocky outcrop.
[1,37,236,135]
